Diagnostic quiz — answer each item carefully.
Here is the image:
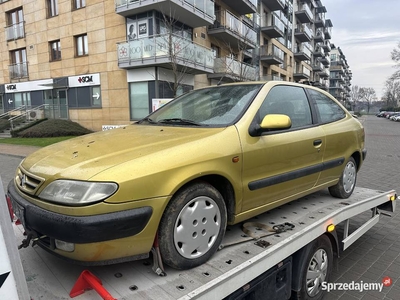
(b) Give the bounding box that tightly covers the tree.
[390,42,400,80]
[382,77,400,108]
[349,85,364,111]
[210,12,258,84]
[359,87,377,114]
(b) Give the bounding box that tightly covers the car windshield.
[139,84,263,127]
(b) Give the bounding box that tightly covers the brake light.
[5,194,14,222]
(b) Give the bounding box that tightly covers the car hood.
[21,124,227,181]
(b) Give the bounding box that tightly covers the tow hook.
[18,234,47,249]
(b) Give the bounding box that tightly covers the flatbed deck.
[10,187,395,300]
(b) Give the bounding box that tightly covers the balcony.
[260,75,284,81]
[320,54,330,66]
[324,26,332,40]
[294,25,313,43]
[259,45,285,65]
[260,13,284,38]
[294,44,312,61]
[9,62,28,79]
[322,40,331,52]
[220,0,257,15]
[117,33,214,74]
[293,65,311,80]
[115,0,215,28]
[330,63,344,74]
[314,29,324,42]
[260,0,285,11]
[208,10,257,50]
[207,57,258,82]
[319,68,329,78]
[312,61,323,72]
[295,4,313,24]
[5,22,25,41]
[313,45,323,57]
[314,13,325,28]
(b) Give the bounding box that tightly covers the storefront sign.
[4,79,54,93]
[68,73,100,88]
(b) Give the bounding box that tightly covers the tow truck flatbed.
[8,187,396,300]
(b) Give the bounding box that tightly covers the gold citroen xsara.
[8,82,366,270]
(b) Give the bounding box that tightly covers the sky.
[322,0,400,99]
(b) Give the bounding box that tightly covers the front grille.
[16,167,44,195]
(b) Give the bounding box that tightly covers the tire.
[159,182,227,270]
[329,157,357,199]
[293,235,333,300]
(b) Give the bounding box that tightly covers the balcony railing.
[295,4,313,23]
[209,9,257,49]
[5,22,25,41]
[260,44,285,64]
[212,57,258,81]
[220,0,257,14]
[115,0,214,27]
[260,75,283,81]
[117,33,214,72]
[260,13,285,38]
[324,26,332,39]
[260,0,285,11]
[294,25,313,42]
[9,62,28,79]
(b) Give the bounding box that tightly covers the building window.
[9,48,28,79]
[75,34,88,56]
[50,40,61,61]
[73,0,85,9]
[14,92,31,108]
[47,0,58,18]
[68,86,101,108]
[6,7,24,41]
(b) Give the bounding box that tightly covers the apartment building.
[0,0,351,131]
[329,45,352,104]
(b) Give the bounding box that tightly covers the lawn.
[0,136,74,147]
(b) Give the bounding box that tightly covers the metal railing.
[5,21,25,41]
[9,62,28,79]
[117,33,214,69]
[214,57,258,81]
[115,0,215,18]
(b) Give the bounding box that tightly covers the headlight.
[39,180,118,206]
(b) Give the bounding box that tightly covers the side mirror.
[260,114,292,130]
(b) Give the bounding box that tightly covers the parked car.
[389,113,400,121]
[376,111,386,117]
[8,82,366,270]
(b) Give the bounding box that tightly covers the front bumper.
[8,180,153,244]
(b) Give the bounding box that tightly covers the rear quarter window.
[307,89,346,124]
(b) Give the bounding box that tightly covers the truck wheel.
[329,157,357,199]
[159,182,227,270]
[295,235,333,300]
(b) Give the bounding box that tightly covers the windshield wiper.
[158,118,203,126]
[138,117,158,124]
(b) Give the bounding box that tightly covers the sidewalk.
[0,144,40,158]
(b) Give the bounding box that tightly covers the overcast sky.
[322,0,400,99]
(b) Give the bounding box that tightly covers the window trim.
[49,40,61,61]
[74,34,88,57]
[72,0,86,10]
[47,0,59,18]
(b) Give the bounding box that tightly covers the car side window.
[307,89,346,124]
[258,85,312,129]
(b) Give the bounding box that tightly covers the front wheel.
[329,157,357,199]
[158,182,227,270]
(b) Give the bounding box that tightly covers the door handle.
[313,139,322,146]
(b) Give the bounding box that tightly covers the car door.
[239,85,326,213]
[307,88,359,185]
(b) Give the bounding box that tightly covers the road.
[1,115,400,299]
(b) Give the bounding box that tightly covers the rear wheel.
[293,235,333,300]
[329,157,357,199]
[159,182,227,270]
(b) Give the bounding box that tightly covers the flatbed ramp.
[11,187,395,300]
